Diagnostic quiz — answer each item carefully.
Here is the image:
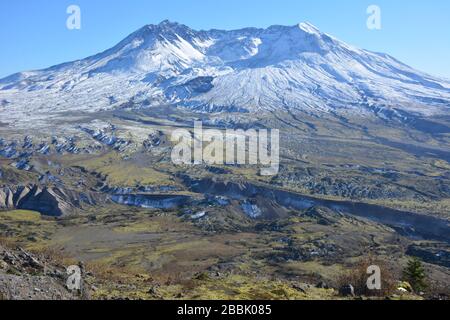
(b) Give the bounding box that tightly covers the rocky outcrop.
[79,124,131,152]
[111,194,190,210]
[0,185,102,217]
[0,244,84,300]
[339,285,355,297]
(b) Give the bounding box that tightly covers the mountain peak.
[298,22,321,35]
[159,19,178,26]
[140,20,192,36]
[156,19,189,30]
[1,20,449,123]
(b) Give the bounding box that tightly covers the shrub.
[337,255,397,297]
[402,257,427,293]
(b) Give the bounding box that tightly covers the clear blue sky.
[0,0,449,78]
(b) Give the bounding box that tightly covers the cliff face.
[0,185,101,217]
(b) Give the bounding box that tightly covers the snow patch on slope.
[0,20,449,128]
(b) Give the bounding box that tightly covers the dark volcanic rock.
[406,244,450,268]
[302,206,341,225]
[111,193,191,210]
[339,284,355,297]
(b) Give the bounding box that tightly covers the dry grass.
[0,210,41,222]
[0,236,15,248]
[84,260,147,283]
[70,151,178,187]
[28,246,77,267]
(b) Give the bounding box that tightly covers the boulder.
[339,284,355,297]
[316,281,330,289]
[397,281,413,293]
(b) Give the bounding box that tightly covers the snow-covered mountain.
[1,20,449,127]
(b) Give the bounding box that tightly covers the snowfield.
[0,20,449,129]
